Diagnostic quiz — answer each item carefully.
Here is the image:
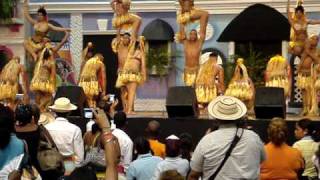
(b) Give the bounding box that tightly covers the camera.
[84,108,93,119]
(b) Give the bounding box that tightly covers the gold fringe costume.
[78,56,104,97]
[0,59,20,101]
[225,59,253,102]
[265,55,290,97]
[195,59,217,104]
[289,1,307,50]
[30,47,55,94]
[184,66,198,86]
[116,36,145,88]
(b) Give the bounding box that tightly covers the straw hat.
[208,96,247,121]
[49,97,77,112]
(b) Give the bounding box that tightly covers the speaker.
[166,86,198,118]
[254,87,286,119]
[54,86,87,117]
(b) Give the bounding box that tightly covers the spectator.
[312,146,320,180]
[68,166,97,180]
[0,104,24,178]
[293,118,318,180]
[179,133,193,161]
[46,97,84,174]
[112,111,133,172]
[145,120,166,158]
[93,108,121,180]
[126,137,162,180]
[153,135,190,180]
[188,96,265,180]
[160,170,184,180]
[260,118,304,180]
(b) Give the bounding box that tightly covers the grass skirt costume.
[0,59,20,101]
[195,59,217,104]
[78,56,104,98]
[265,55,290,97]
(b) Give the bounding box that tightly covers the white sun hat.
[208,96,247,121]
[49,97,77,113]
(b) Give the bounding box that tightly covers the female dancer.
[116,37,146,114]
[23,0,70,61]
[287,0,320,56]
[225,58,255,113]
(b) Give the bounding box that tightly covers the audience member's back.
[145,120,166,158]
[261,118,304,180]
[126,137,162,180]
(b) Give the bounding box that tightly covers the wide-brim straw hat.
[49,97,77,113]
[208,96,247,121]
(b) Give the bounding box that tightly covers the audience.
[260,118,304,180]
[153,135,190,180]
[126,137,163,180]
[313,146,320,180]
[145,120,166,158]
[293,118,319,180]
[112,111,133,173]
[0,104,24,178]
[67,166,97,180]
[160,170,184,180]
[45,97,84,174]
[179,133,193,161]
[188,96,265,180]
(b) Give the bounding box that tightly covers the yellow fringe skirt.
[115,71,142,88]
[0,82,18,101]
[79,78,100,97]
[195,85,217,104]
[266,76,289,97]
[297,73,313,90]
[184,67,198,86]
[30,79,55,94]
[225,82,253,101]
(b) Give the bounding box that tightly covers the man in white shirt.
[46,97,84,173]
[188,96,265,180]
[113,112,133,172]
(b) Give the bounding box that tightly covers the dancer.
[176,0,208,86]
[287,0,320,56]
[225,58,255,113]
[78,54,107,108]
[265,55,291,98]
[23,0,70,61]
[113,31,131,110]
[297,35,320,116]
[30,32,70,112]
[80,42,95,76]
[111,0,141,42]
[195,52,224,105]
[116,37,146,114]
[0,57,29,108]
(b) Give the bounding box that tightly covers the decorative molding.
[0,38,24,45]
[28,0,320,14]
[70,13,83,80]
[83,30,116,35]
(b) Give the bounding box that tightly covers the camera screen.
[84,108,93,119]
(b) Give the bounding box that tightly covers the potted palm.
[146,46,170,76]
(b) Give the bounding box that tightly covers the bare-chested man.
[195,52,224,105]
[113,30,131,110]
[297,35,320,116]
[0,56,29,109]
[179,28,205,86]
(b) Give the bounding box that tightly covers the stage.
[123,111,320,147]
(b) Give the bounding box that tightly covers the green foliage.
[223,58,236,86]
[233,43,269,87]
[0,0,15,24]
[146,45,170,76]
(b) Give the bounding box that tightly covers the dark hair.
[190,29,197,33]
[30,104,40,124]
[166,139,181,157]
[122,32,131,37]
[43,48,51,60]
[160,170,184,180]
[297,118,317,140]
[134,41,141,51]
[134,137,151,155]
[295,5,305,14]
[91,123,101,134]
[145,120,161,138]
[179,133,193,161]
[268,118,288,146]
[55,112,70,118]
[210,51,218,58]
[68,166,97,180]
[114,112,127,129]
[0,104,15,149]
[15,104,33,126]
[37,7,47,17]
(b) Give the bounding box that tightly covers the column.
[70,13,83,80]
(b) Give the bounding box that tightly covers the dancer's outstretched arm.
[23,0,37,25]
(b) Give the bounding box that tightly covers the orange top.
[260,143,304,180]
[149,139,166,158]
